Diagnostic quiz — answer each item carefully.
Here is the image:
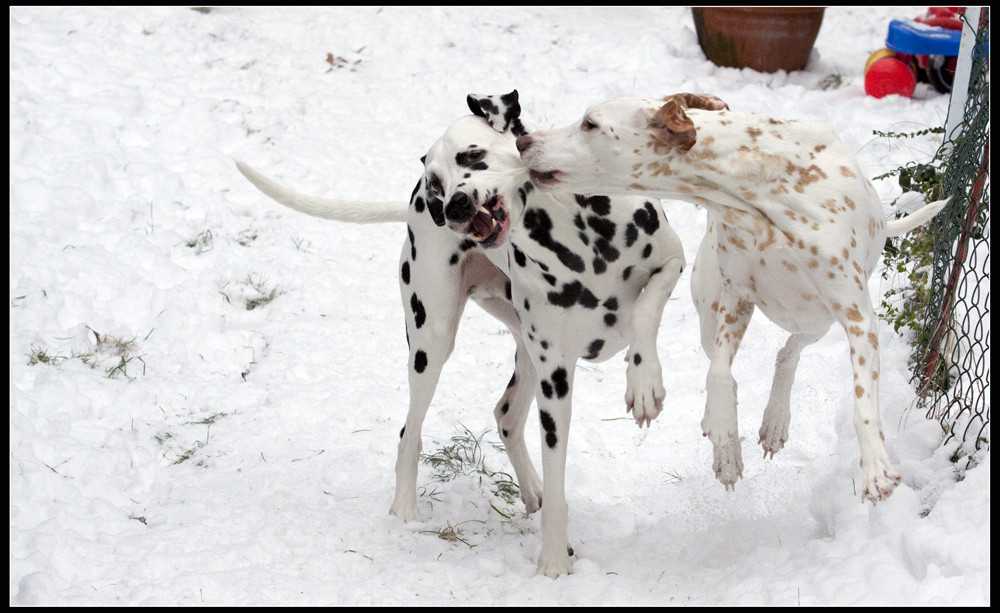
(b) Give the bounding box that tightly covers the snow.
[9,6,989,606]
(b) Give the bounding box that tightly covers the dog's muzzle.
[445,191,509,247]
[516,135,562,188]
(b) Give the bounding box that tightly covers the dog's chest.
[503,200,658,361]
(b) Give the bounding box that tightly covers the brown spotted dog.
[237,91,686,578]
[516,93,947,504]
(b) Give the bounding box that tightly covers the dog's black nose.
[445,192,475,222]
[515,135,532,153]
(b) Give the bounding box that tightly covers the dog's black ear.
[467,94,495,120]
[467,91,525,135]
[500,90,521,121]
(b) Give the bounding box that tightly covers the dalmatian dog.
[516,93,947,504]
[236,91,686,577]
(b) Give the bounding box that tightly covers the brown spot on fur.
[856,385,865,398]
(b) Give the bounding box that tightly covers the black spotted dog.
[236,91,685,578]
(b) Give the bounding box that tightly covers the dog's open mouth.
[529,169,562,188]
[467,194,509,247]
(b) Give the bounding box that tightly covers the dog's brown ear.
[670,93,729,112]
[648,93,729,151]
[649,98,697,151]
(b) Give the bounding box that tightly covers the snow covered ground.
[9,6,989,605]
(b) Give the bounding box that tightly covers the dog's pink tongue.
[470,212,493,238]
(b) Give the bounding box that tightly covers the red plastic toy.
[864,7,964,98]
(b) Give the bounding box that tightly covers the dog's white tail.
[886,198,948,237]
[235,160,409,224]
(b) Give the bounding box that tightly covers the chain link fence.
[913,8,989,452]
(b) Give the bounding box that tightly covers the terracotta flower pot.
[692,7,826,73]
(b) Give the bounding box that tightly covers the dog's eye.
[428,175,443,196]
[582,119,598,132]
[466,149,486,163]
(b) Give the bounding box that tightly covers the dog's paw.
[860,462,901,505]
[758,415,789,460]
[388,499,421,522]
[521,480,543,515]
[625,361,665,427]
[711,436,744,490]
[535,546,574,578]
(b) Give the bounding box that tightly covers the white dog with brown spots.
[516,93,947,504]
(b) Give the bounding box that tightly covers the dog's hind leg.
[834,296,900,503]
[493,345,541,513]
[758,331,824,458]
[471,292,542,514]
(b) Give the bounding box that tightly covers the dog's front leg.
[625,255,684,427]
[390,242,466,522]
[701,294,753,490]
[533,360,576,578]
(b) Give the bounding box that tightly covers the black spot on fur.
[551,367,569,398]
[449,253,460,265]
[593,237,620,263]
[414,350,428,373]
[501,401,510,414]
[539,410,558,448]
[574,194,611,216]
[624,223,638,247]
[400,426,406,439]
[603,297,619,311]
[410,293,426,328]
[633,353,642,365]
[622,266,633,281]
[507,372,517,388]
[547,280,598,309]
[513,244,527,267]
[401,261,410,284]
[585,339,605,360]
[426,195,446,227]
[592,257,607,275]
[587,216,616,240]
[408,226,417,260]
[523,207,585,273]
[633,202,660,235]
[540,380,553,399]
[505,281,512,301]
[502,429,509,438]
[523,298,531,311]
[413,195,426,214]
[642,243,653,259]
[604,313,617,327]
[455,149,488,171]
